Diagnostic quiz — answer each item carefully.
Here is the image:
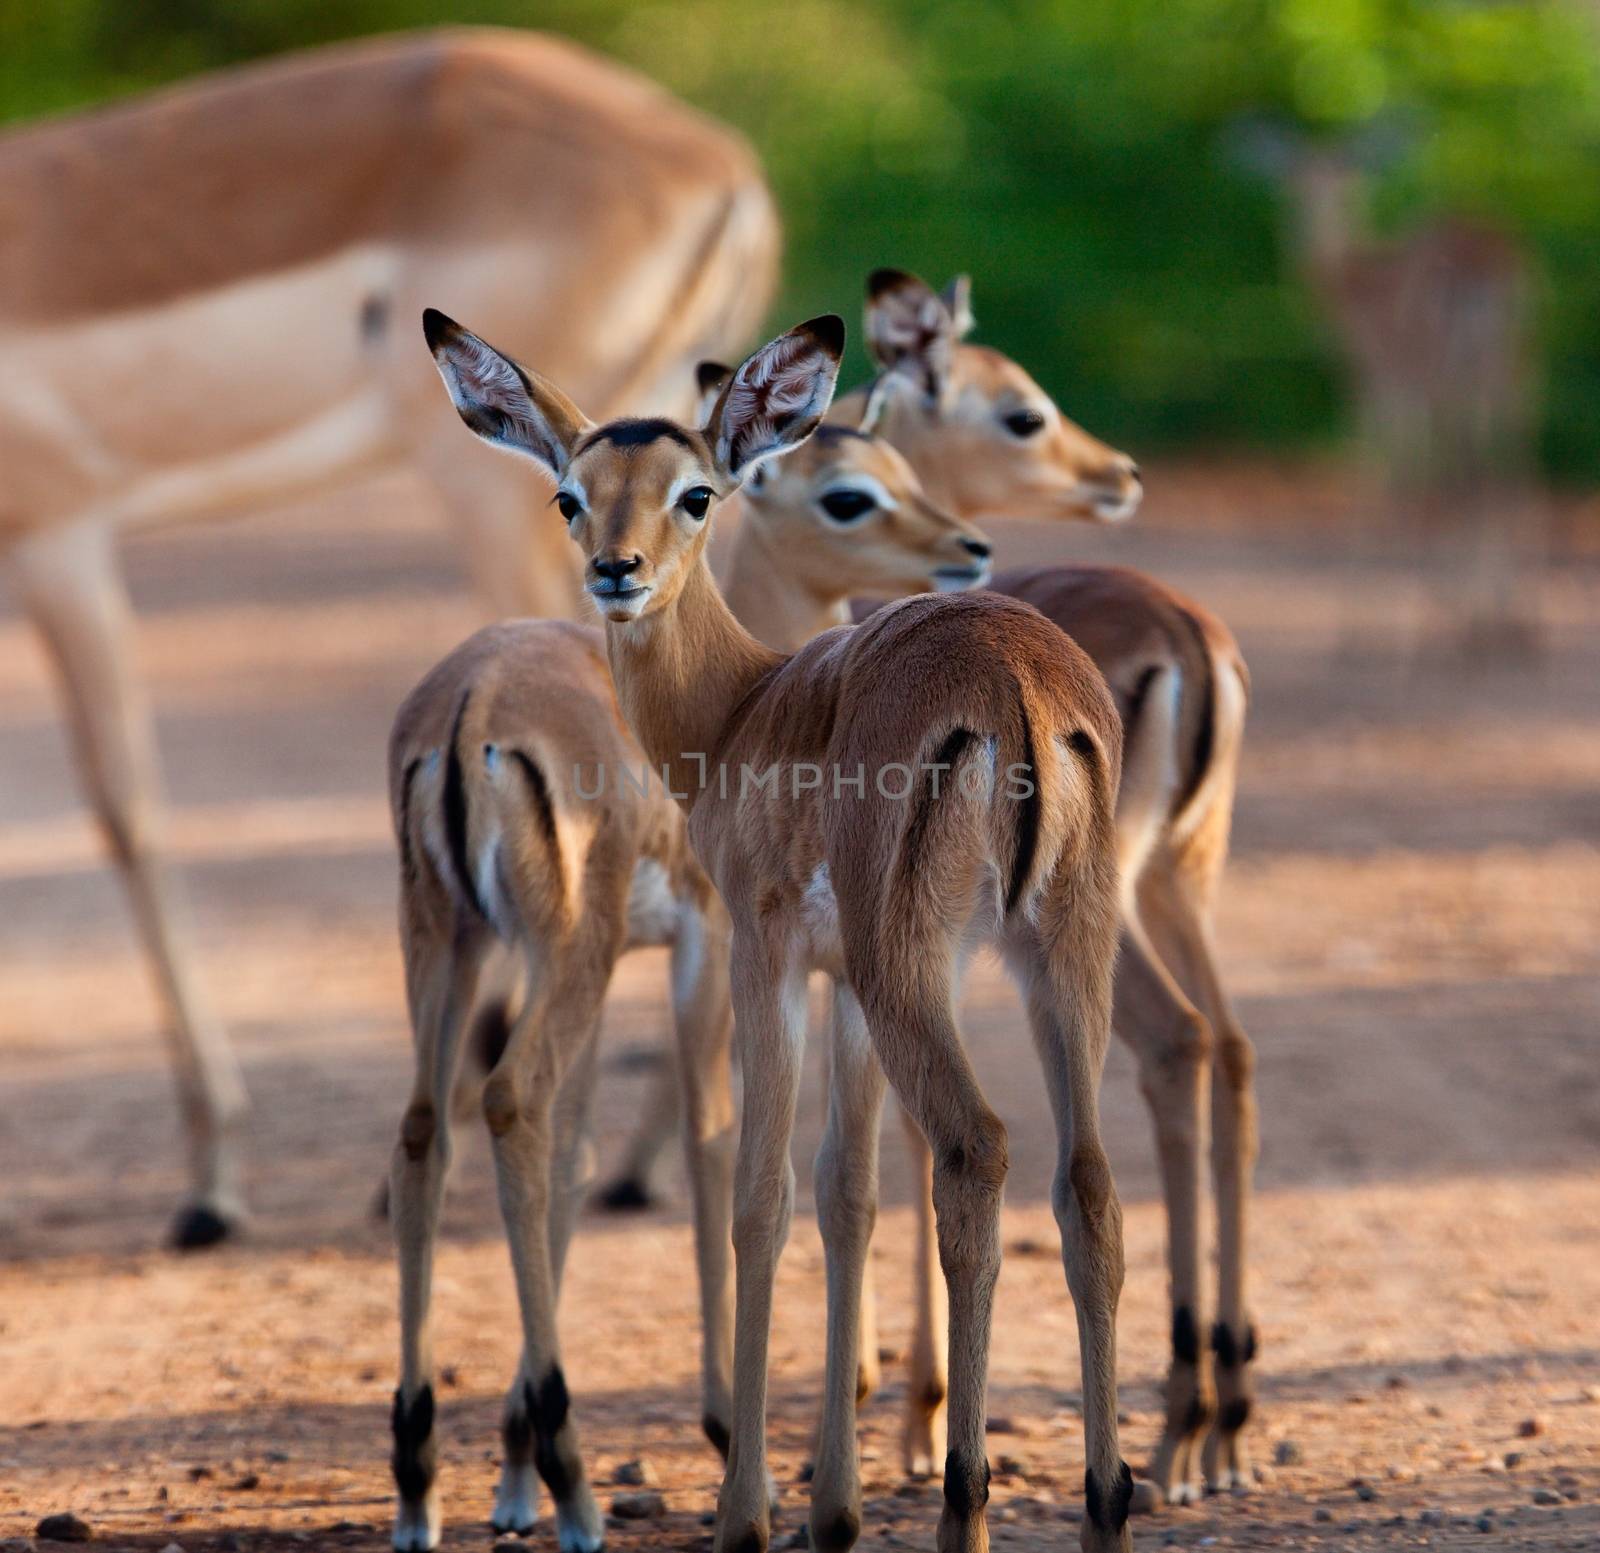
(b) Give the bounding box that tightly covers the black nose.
[959,537,992,560]
[594,555,642,582]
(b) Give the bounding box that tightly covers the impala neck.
[605,555,782,803]
[722,506,850,652]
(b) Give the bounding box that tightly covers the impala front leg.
[716,934,806,1553]
[809,985,887,1551]
[11,522,247,1248]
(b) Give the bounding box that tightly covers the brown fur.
[843,271,1260,1505]
[423,311,1136,1553]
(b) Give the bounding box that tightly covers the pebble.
[228,1473,260,1491]
[613,1459,658,1487]
[1502,1451,1522,1469]
[1476,1513,1495,1532]
[1516,1415,1544,1438]
[1580,1384,1600,1403]
[1480,1457,1506,1474]
[610,1490,666,1520]
[1419,1508,1446,1526]
[1532,1488,1563,1506]
[1312,1506,1333,1523]
[1353,1480,1378,1502]
[994,1453,1030,1478]
[1273,1439,1303,1466]
[36,1515,91,1544]
[986,1416,1017,1434]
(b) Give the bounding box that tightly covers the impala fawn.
[611,267,1259,1506]
[385,347,991,1550]
[424,308,1134,1553]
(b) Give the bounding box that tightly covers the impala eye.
[680,485,714,520]
[1003,408,1046,439]
[556,491,583,523]
[818,489,877,524]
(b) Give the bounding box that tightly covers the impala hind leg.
[809,984,887,1551]
[486,954,615,1553]
[1138,864,1259,1496]
[10,523,248,1249]
[1112,922,1213,1508]
[1005,912,1131,1553]
[391,924,487,1552]
[670,901,738,1459]
[714,935,807,1553]
[894,1107,949,1480]
[856,974,1006,1553]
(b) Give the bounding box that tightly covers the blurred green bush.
[4,0,1599,478]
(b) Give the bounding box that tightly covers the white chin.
[590,589,651,621]
[1093,495,1141,524]
[933,567,990,594]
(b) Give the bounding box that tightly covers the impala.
[385,362,991,1551]
[424,310,1135,1553]
[853,269,1259,1505]
[607,268,1261,1505]
[0,28,776,1245]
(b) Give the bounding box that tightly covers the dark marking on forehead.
[579,418,694,454]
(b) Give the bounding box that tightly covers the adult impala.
[425,309,1135,1553]
[384,381,990,1551]
[0,29,777,1245]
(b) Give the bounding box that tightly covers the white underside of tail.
[1114,666,1184,906]
[1169,656,1247,849]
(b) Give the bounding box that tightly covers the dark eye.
[556,491,583,522]
[818,489,877,524]
[1003,408,1046,439]
[680,485,714,520]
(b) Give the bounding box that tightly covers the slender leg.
[1111,916,1214,1507]
[596,1048,681,1210]
[391,921,485,1552]
[809,983,887,1551]
[484,949,613,1553]
[1138,866,1260,1495]
[714,929,807,1553]
[854,970,1007,1553]
[10,522,248,1249]
[897,1103,949,1479]
[670,900,739,1457]
[1004,908,1132,1553]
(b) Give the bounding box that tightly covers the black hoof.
[595,1177,654,1213]
[170,1203,235,1250]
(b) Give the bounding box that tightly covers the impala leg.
[857,973,1006,1553]
[714,935,807,1553]
[596,1048,680,1210]
[416,427,584,620]
[1005,914,1132,1553]
[486,952,613,1553]
[670,900,738,1458]
[391,922,485,1552]
[1111,919,1213,1508]
[809,983,887,1552]
[896,1102,949,1479]
[9,522,247,1249]
[1139,869,1259,1495]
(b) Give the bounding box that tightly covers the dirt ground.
[1,463,1597,1552]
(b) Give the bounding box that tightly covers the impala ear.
[941,274,975,338]
[705,316,844,483]
[865,268,961,403]
[857,372,899,436]
[423,309,592,479]
[695,361,733,427]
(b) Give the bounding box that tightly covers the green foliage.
[3,0,1599,477]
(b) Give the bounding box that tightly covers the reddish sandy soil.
[2,465,1597,1552]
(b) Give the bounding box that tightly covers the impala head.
[698,360,993,598]
[424,310,844,623]
[861,268,1142,524]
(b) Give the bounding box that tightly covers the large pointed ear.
[941,274,975,338]
[423,309,592,480]
[865,268,960,403]
[704,316,844,483]
[694,361,733,428]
